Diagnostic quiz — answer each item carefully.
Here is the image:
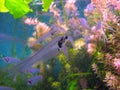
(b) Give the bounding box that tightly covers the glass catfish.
[8,36,73,75]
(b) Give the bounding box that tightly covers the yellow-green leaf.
[0,0,9,12]
[5,0,33,18]
[23,0,32,4]
[42,0,53,12]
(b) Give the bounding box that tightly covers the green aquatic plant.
[5,0,98,89]
[55,47,100,90]
[85,0,120,89]
[0,0,32,18]
[5,0,32,18]
[67,79,78,90]
[0,0,9,12]
[3,0,120,89]
[0,0,54,18]
[42,0,54,12]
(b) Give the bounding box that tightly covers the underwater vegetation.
[0,0,120,90]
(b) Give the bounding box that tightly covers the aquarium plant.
[0,0,120,90]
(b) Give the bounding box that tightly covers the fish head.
[2,57,9,63]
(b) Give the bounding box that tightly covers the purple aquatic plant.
[113,58,120,70]
[27,75,42,85]
[96,21,102,30]
[79,18,90,30]
[84,3,95,13]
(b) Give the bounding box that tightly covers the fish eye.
[65,36,68,39]
[28,80,32,84]
[4,57,9,62]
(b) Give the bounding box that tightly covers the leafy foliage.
[0,0,9,12]
[0,0,53,18]
[5,0,32,18]
[42,0,53,12]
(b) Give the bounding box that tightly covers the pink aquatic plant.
[50,2,60,17]
[103,72,120,89]
[92,63,98,74]
[35,22,50,35]
[84,0,120,89]
[24,18,38,25]
[64,0,77,16]
[27,37,37,47]
[111,0,120,10]
[49,2,62,24]
[68,17,81,29]
[113,58,120,70]
[89,35,97,41]
[87,43,96,54]
[84,3,95,16]
[5,0,120,89]
[27,20,50,49]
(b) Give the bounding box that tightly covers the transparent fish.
[32,25,66,46]
[31,29,58,46]
[9,36,67,75]
[2,57,20,64]
[58,35,74,58]
[0,86,14,90]
[67,36,75,48]
[26,67,40,74]
[52,25,66,33]
[0,34,26,44]
[62,45,68,58]
[27,75,42,85]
